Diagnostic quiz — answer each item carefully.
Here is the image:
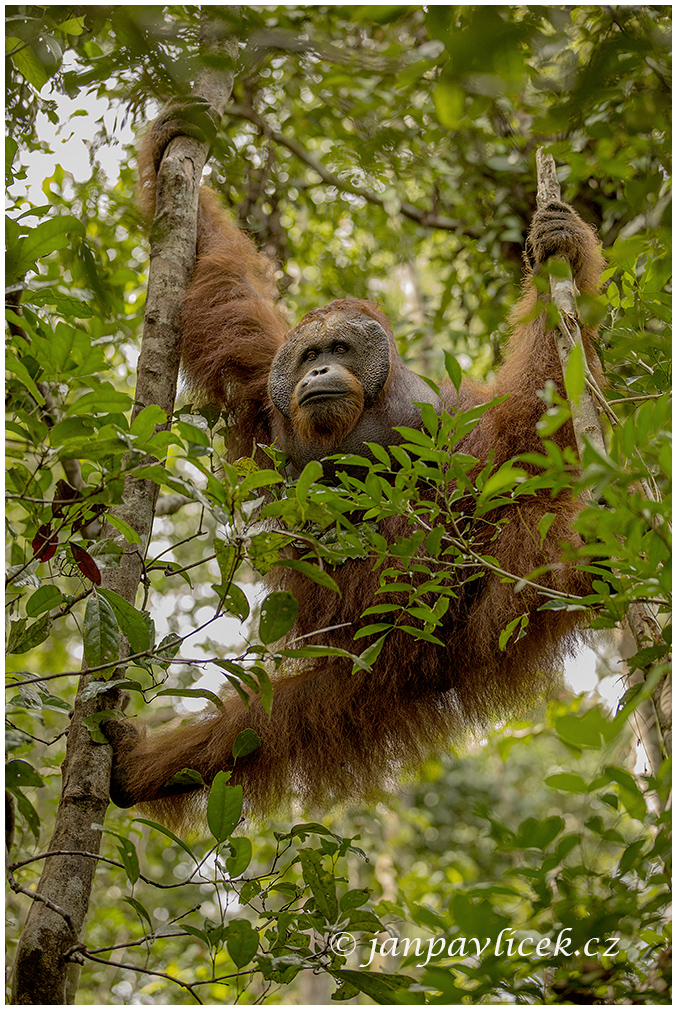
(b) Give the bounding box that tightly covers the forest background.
[5,5,671,1005]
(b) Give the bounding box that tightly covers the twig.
[225,102,478,235]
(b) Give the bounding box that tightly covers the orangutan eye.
[333,343,348,354]
[305,349,318,362]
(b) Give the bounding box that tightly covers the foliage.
[5,5,671,1005]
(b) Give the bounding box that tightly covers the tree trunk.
[11,28,238,1006]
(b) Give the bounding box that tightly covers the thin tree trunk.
[536,149,670,770]
[11,27,238,1006]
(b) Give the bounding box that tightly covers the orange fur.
[109,126,606,826]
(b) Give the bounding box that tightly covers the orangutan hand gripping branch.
[104,107,606,825]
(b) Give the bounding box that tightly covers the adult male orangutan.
[104,106,606,826]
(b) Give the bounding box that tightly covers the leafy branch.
[536,148,670,766]
[226,101,479,235]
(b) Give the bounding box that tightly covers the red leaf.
[71,542,102,585]
[32,524,59,562]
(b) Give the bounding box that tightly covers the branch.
[155,493,193,516]
[535,150,609,461]
[536,148,670,768]
[11,23,239,1006]
[226,102,478,235]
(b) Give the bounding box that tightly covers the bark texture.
[11,33,238,1006]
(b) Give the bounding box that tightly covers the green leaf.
[6,619,26,655]
[11,790,41,842]
[340,888,372,912]
[536,511,557,543]
[207,772,243,842]
[239,469,283,494]
[274,559,340,595]
[81,680,140,704]
[618,838,646,875]
[105,513,142,545]
[392,425,434,447]
[515,816,564,850]
[129,404,167,440]
[298,848,338,921]
[225,837,253,878]
[602,766,647,821]
[554,710,606,749]
[6,615,52,655]
[176,419,210,447]
[6,759,44,790]
[133,818,199,863]
[155,633,181,665]
[213,536,237,577]
[226,918,259,968]
[364,441,392,467]
[434,81,465,128]
[116,836,140,885]
[444,351,463,390]
[397,625,445,647]
[6,348,44,403]
[353,633,388,673]
[498,614,528,651]
[49,323,103,375]
[164,768,205,791]
[186,924,216,946]
[333,969,417,1004]
[128,464,172,488]
[353,623,393,640]
[55,16,86,35]
[345,909,384,932]
[156,687,223,708]
[97,588,151,654]
[259,591,298,644]
[122,896,152,929]
[7,36,51,88]
[6,136,18,178]
[83,592,120,671]
[281,645,357,661]
[25,585,64,618]
[232,729,261,760]
[48,415,95,448]
[216,582,250,621]
[564,342,585,403]
[256,664,273,716]
[424,525,445,557]
[66,383,133,415]
[296,460,324,503]
[248,530,289,575]
[545,772,589,793]
[7,216,84,280]
[478,465,525,501]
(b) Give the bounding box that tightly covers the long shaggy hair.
[110,137,606,827]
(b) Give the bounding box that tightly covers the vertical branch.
[535,149,670,769]
[535,150,608,461]
[11,24,239,1006]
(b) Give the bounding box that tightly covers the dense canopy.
[6,6,671,1005]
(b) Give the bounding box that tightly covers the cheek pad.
[354,323,391,403]
[269,317,392,415]
[268,340,298,417]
